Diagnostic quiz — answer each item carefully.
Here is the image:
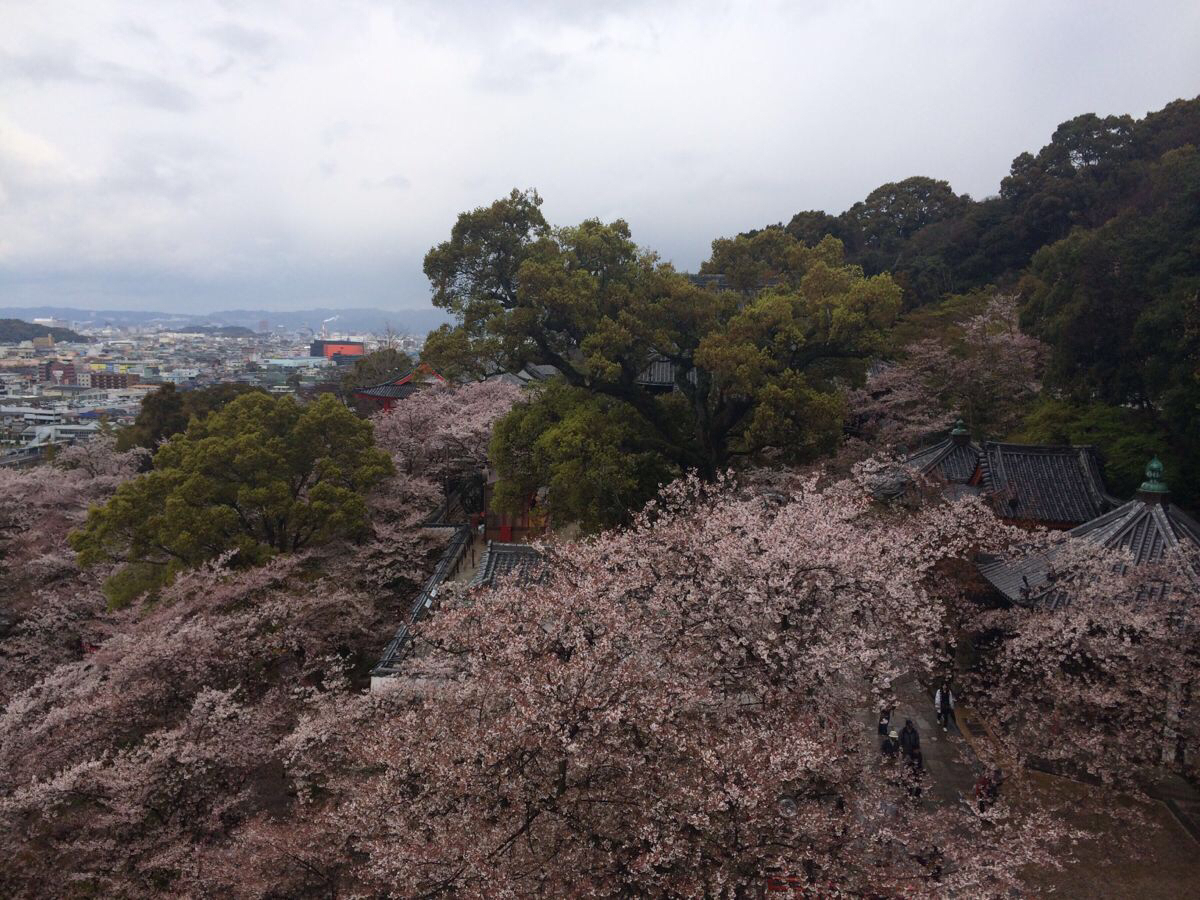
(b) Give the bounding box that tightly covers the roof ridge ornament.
[1139,455,1169,495]
[950,418,970,445]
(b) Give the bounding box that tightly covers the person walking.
[908,746,925,773]
[881,729,900,759]
[934,682,955,731]
[899,719,920,760]
[974,768,1004,812]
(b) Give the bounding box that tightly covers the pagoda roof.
[980,442,1119,526]
[978,494,1200,607]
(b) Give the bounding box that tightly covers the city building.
[309,339,365,360]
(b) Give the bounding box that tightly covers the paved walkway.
[865,673,981,810]
[865,672,1200,898]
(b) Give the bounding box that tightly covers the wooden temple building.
[978,457,1200,608]
[905,420,1121,529]
[351,363,445,414]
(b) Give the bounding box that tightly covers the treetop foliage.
[422,190,902,526]
[72,392,394,607]
[116,381,267,452]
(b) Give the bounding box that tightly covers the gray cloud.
[100,62,198,111]
[204,22,277,57]
[0,0,1197,313]
[0,48,197,111]
[0,48,90,83]
[368,174,412,191]
[473,43,571,93]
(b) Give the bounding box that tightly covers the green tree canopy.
[846,176,970,253]
[489,382,681,532]
[711,98,1200,309]
[116,382,266,452]
[423,191,901,526]
[72,393,394,606]
[1018,144,1200,509]
[1012,398,1189,505]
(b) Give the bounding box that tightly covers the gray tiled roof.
[353,382,422,399]
[980,442,1118,526]
[978,498,1200,606]
[905,438,982,484]
[637,358,676,386]
[469,542,544,589]
[636,356,699,388]
[523,364,560,380]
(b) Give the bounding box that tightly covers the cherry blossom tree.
[0,475,439,898]
[0,435,148,704]
[54,430,150,479]
[372,379,522,484]
[852,294,1047,446]
[325,474,1071,897]
[1,442,1186,896]
[962,540,1200,783]
[0,434,145,580]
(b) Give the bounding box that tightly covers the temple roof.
[353,382,422,400]
[979,442,1119,526]
[636,358,677,387]
[905,437,982,484]
[352,363,445,399]
[484,363,561,387]
[469,542,544,589]
[978,459,1199,607]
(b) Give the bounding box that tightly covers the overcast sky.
[1,0,1198,313]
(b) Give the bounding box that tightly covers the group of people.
[878,680,955,761]
[879,715,925,798]
[876,681,1003,810]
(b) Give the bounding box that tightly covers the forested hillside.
[701,96,1200,508]
[0,318,87,343]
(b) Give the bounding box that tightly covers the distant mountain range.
[0,306,452,335]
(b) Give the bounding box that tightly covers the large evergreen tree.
[423,191,901,521]
[72,393,393,606]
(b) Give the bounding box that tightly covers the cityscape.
[0,313,425,457]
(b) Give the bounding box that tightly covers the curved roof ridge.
[983,440,1100,452]
[904,437,981,484]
